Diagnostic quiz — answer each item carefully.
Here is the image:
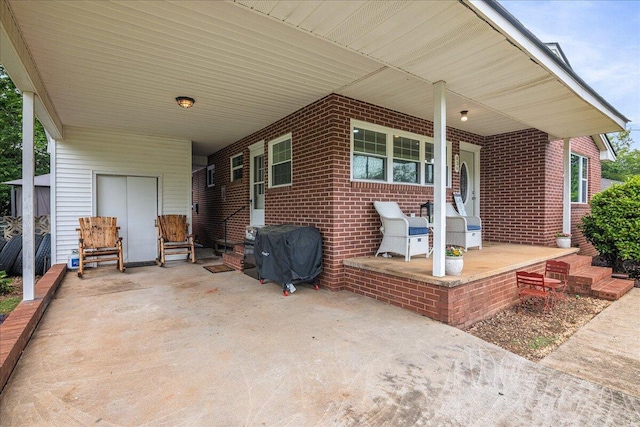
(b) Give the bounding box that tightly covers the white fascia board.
[595,134,616,162]
[0,0,63,139]
[465,0,628,134]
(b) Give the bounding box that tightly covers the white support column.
[432,81,447,277]
[563,138,571,235]
[22,91,35,301]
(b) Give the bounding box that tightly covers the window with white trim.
[206,164,215,187]
[571,153,588,203]
[353,127,386,181]
[351,120,451,186]
[230,153,243,182]
[269,134,292,187]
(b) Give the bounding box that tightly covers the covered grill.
[255,225,322,296]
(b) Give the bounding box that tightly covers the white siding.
[53,127,191,263]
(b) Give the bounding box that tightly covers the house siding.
[53,127,191,263]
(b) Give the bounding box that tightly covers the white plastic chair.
[445,203,482,251]
[373,201,430,262]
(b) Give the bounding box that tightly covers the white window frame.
[350,119,452,187]
[206,164,215,187]
[571,153,589,204]
[230,153,243,182]
[268,133,292,188]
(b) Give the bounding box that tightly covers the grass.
[0,296,21,315]
[528,335,555,350]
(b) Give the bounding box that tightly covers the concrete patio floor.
[1,261,639,426]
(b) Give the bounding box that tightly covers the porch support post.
[22,91,36,301]
[562,137,571,235]
[432,81,447,277]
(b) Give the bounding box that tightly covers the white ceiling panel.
[4,0,627,158]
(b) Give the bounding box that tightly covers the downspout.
[432,81,447,277]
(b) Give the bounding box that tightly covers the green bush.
[580,175,640,270]
[0,270,13,295]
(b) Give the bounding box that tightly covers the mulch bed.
[465,295,611,362]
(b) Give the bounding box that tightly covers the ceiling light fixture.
[176,96,195,109]
[460,110,468,122]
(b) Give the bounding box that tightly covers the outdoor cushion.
[408,227,429,236]
[467,225,482,231]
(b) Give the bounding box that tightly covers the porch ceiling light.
[460,110,468,122]
[176,96,195,109]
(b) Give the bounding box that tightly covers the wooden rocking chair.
[156,215,196,266]
[77,216,125,277]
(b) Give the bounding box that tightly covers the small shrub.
[580,176,640,271]
[0,271,13,295]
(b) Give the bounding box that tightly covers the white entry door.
[459,149,479,217]
[249,142,265,226]
[96,175,158,263]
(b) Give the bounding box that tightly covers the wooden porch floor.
[343,242,579,288]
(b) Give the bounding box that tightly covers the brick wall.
[198,94,484,290]
[567,135,601,255]
[195,93,605,290]
[482,129,551,245]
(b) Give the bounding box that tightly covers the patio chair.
[156,214,196,266]
[77,216,125,277]
[373,201,430,262]
[516,271,553,312]
[544,260,570,303]
[445,203,482,251]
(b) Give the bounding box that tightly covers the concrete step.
[222,252,244,271]
[591,277,635,301]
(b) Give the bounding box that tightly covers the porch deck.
[342,242,633,328]
[343,242,578,288]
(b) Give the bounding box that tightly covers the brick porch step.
[570,265,612,288]
[591,277,635,301]
[222,252,244,271]
[559,254,593,271]
[214,239,243,255]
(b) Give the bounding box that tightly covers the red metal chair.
[544,260,570,303]
[516,271,553,312]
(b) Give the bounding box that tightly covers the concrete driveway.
[1,262,639,426]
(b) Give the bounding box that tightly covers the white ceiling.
[4,0,627,156]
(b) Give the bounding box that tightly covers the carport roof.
[1,0,628,156]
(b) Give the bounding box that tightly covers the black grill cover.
[255,225,322,285]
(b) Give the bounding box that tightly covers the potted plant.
[555,232,572,248]
[445,246,464,276]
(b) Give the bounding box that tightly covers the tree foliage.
[580,175,640,270]
[0,64,50,215]
[601,131,640,181]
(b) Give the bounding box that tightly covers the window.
[351,120,451,187]
[269,134,292,187]
[571,153,588,203]
[206,164,215,187]
[230,153,243,182]
[393,136,420,183]
[353,127,386,181]
[424,142,450,186]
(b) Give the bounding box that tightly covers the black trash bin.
[255,225,322,296]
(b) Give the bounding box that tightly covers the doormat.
[204,264,234,274]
